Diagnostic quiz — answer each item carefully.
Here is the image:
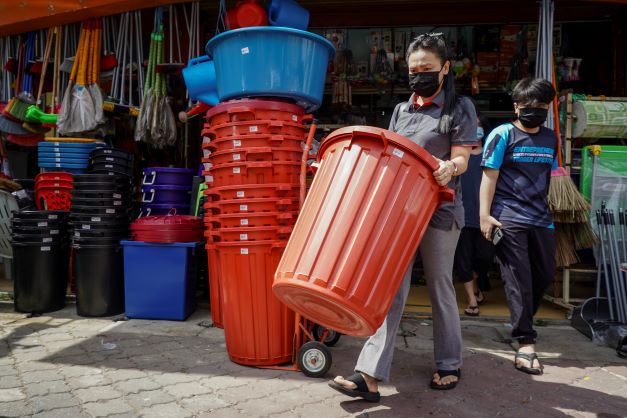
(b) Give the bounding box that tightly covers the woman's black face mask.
[517,107,548,128]
[408,69,442,97]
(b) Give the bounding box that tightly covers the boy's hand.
[480,215,502,241]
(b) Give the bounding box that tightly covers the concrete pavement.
[0,303,626,418]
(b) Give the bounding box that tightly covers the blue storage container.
[121,241,201,320]
[205,26,335,111]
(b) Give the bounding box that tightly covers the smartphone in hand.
[492,227,503,245]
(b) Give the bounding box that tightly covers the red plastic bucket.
[205,183,300,201]
[204,120,306,139]
[213,241,294,366]
[205,98,306,125]
[206,245,223,329]
[206,211,296,228]
[202,134,304,153]
[207,226,292,243]
[206,161,301,186]
[273,126,455,337]
[204,197,297,215]
[205,146,303,165]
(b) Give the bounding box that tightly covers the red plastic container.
[206,161,302,186]
[204,120,307,139]
[207,226,292,243]
[205,146,303,165]
[130,215,203,243]
[36,172,74,183]
[273,126,455,337]
[206,211,296,228]
[206,245,224,329]
[204,197,297,215]
[35,187,73,211]
[35,180,74,189]
[205,98,306,125]
[202,134,304,153]
[226,0,268,29]
[214,241,294,366]
[205,183,300,201]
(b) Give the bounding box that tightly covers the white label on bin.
[41,246,51,252]
[74,232,80,237]
[53,183,60,187]
[233,153,241,161]
[55,163,61,167]
[241,47,250,55]
[240,219,249,226]
[91,217,101,222]
[54,190,60,194]
[106,209,115,214]
[82,225,91,230]
[105,164,114,168]
[240,204,248,211]
[233,167,241,174]
[106,157,114,161]
[236,191,245,198]
[49,215,58,220]
[206,175,214,183]
[42,237,52,243]
[104,149,112,154]
[240,248,249,254]
[233,140,241,147]
[292,115,298,122]
[392,148,404,158]
[50,230,59,235]
[38,222,47,227]
[55,158,61,162]
[114,201,122,206]
[202,136,210,144]
[113,193,121,199]
[249,126,258,133]
[240,234,248,240]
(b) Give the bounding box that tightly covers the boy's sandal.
[474,290,486,305]
[464,305,479,316]
[430,369,461,390]
[328,373,381,403]
[514,352,544,375]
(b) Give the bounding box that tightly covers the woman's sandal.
[328,373,381,403]
[514,352,544,375]
[474,290,486,305]
[430,369,461,390]
[464,305,480,316]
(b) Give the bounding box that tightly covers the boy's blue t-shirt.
[481,123,558,228]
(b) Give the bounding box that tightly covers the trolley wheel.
[312,324,341,347]
[297,341,332,378]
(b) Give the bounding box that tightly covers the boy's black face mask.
[408,70,442,97]
[518,107,548,128]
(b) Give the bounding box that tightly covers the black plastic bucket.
[91,155,134,168]
[12,210,69,221]
[91,148,134,161]
[12,234,68,244]
[72,182,132,192]
[72,190,131,200]
[73,174,130,184]
[71,197,129,207]
[72,228,129,239]
[10,225,64,236]
[73,244,124,317]
[70,205,131,216]
[12,242,69,313]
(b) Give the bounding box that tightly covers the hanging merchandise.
[88,19,105,125]
[4,33,37,124]
[572,100,627,139]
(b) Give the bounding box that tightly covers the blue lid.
[120,240,201,248]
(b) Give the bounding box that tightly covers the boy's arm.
[479,168,502,241]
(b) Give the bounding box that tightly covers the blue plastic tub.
[205,27,335,111]
[121,241,201,320]
[39,162,89,169]
[38,150,92,158]
[182,56,219,106]
[39,142,105,149]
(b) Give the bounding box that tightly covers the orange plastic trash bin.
[273,126,454,337]
[216,241,295,366]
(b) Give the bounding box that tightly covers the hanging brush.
[6,33,37,122]
[25,27,60,126]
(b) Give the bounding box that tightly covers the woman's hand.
[433,159,453,186]
[480,215,502,241]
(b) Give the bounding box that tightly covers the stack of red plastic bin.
[35,172,74,211]
[201,98,308,366]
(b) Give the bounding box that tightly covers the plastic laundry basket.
[273,126,455,337]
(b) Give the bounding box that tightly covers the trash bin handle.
[226,106,255,117]
[247,161,273,168]
[143,171,157,185]
[142,189,155,203]
[270,135,284,142]
[244,147,273,155]
[439,188,455,203]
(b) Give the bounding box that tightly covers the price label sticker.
[233,167,241,174]
[233,140,241,147]
[38,222,47,227]
[392,148,405,158]
[43,237,52,243]
[240,205,248,211]
[240,219,249,226]
[82,225,91,230]
[106,209,115,214]
[241,47,250,54]
[240,248,249,254]
[91,217,101,222]
[233,154,241,161]
[41,246,51,251]
[240,234,248,240]
[236,191,245,198]
[249,126,258,133]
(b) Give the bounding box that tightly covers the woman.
[455,112,495,316]
[328,33,478,402]
[479,77,557,375]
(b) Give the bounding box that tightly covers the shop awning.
[0,0,191,37]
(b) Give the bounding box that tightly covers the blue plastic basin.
[206,27,335,111]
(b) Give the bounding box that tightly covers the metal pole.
[610,210,627,321]
[600,208,617,321]
[606,209,627,322]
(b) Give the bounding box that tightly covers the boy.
[479,77,557,375]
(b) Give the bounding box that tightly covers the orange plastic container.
[204,98,306,125]
[206,146,303,165]
[273,126,455,337]
[205,161,302,186]
[205,183,300,201]
[204,197,298,214]
[35,187,73,211]
[207,226,293,242]
[202,134,304,153]
[214,241,295,366]
[206,211,296,228]
[35,172,74,183]
[204,120,307,139]
[206,245,223,328]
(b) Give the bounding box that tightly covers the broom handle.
[71,23,86,83]
[551,55,563,168]
[36,28,54,103]
[77,20,91,86]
